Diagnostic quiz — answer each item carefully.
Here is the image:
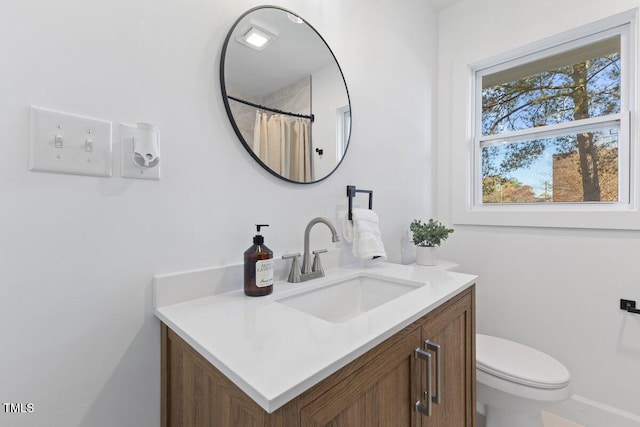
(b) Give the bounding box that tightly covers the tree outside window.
[479,35,622,204]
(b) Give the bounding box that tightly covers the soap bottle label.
[255,259,274,288]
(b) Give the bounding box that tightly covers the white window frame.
[459,10,640,229]
[475,114,630,208]
[336,105,351,162]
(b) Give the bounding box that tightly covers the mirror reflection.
[221,6,351,183]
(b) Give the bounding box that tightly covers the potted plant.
[410,219,454,266]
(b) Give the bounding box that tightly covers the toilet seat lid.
[476,334,570,389]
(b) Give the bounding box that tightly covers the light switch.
[29,106,112,177]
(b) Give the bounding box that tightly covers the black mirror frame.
[220,5,352,184]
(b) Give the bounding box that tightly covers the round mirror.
[220,6,351,184]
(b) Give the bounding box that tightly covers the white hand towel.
[349,208,387,262]
[341,212,354,243]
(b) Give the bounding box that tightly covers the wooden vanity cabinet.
[161,285,475,427]
[420,286,476,427]
[300,325,422,426]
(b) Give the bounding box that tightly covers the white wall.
[437,0,640,424]
[0,0,438,426]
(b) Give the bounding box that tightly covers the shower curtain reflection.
[252,111,311,182]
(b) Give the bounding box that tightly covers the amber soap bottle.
[244,224,274,297]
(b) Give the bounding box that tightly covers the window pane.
[481,36,621,136]
[482,127,619,203]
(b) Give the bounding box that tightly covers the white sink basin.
[275,274,424,323]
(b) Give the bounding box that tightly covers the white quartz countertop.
[154,262,477,413]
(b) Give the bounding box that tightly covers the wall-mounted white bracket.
[120,123,160,180]
[29,106,113,177]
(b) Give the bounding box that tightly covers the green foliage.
[481,54,620,138]
[482,176,540,203]
[410,219,454,247]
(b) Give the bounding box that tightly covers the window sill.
[452,203,640,230]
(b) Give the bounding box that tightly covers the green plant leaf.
[410,219,454,247]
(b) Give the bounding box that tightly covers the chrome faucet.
[302,217,340,273]
[282,217,340,283]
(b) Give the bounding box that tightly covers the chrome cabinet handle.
[414,347,432,417]
[425,340,442,404]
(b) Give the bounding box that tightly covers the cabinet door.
[418,290,475,427]
[162,325,291,427]
[301,328,422,427]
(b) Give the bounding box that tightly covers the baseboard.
[549,395,640,427]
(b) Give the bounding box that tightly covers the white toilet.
[476,334,573,427]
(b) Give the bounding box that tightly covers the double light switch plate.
[29,106,113,177]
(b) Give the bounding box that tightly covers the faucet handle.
[282,253,301,259]
[311,249,327,274]
[282,253,301,283]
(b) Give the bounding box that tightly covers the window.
[460,12,640,229]
[475,27,629,206]
[336,105,351,161]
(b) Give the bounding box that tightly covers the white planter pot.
[415,246,437,266]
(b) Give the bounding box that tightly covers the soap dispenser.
[244,224,273,296]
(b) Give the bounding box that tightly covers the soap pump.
[244,224,274,297]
